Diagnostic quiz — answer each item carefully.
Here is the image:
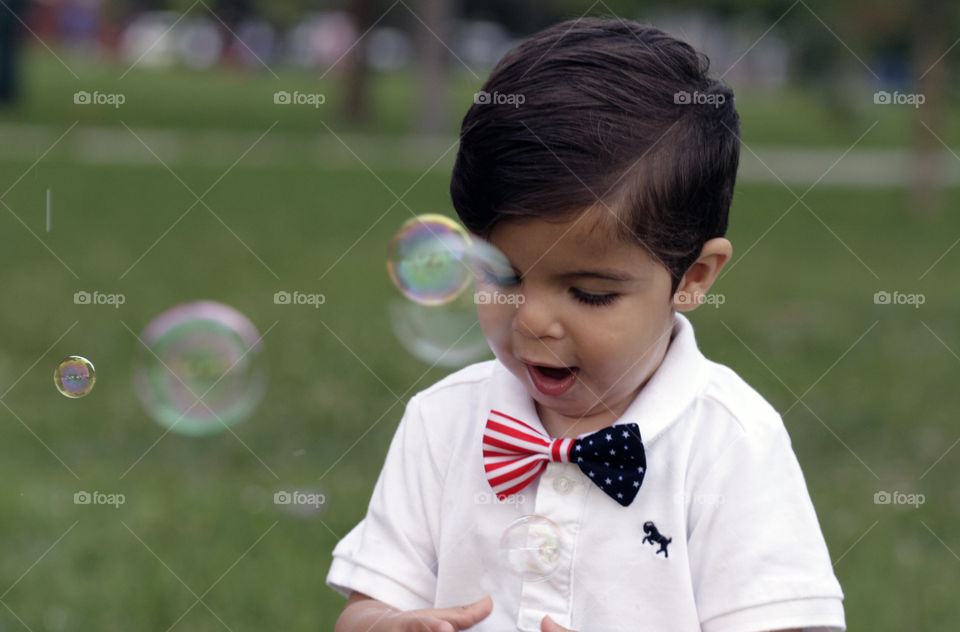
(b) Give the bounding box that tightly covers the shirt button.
[554,477,573,494]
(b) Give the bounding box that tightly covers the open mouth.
[526,363,579,397]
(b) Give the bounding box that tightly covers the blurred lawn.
[1,47,959,631]
[2,44,960,146]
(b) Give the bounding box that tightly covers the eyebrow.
[557,269,635,282]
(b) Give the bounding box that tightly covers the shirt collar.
[487,312,706,444]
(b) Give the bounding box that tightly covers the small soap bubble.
[386,214,473,305]
[54,356,95,398]
[132,301,266,436]
[500,515,563,582]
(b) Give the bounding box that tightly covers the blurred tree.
[414,0,452,135]
[0,0,27,105]
[343,0,374,124]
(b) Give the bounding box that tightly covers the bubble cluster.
[500,515,564,582]
[132,301,266,436]
[386,215,518,366]
[54,356,96,398]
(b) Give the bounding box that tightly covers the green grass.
[1,49,959,631]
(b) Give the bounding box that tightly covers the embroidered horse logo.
[642,521,671,558]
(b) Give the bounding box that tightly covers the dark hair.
[450,17,740,292]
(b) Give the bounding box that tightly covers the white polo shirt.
[326,313,845,632]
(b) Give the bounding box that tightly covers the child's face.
[476,209,677,432]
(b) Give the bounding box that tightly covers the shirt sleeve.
[326,393,444,611]
[686,409,846,632]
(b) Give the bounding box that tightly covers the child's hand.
[541,615,577,632]
[387,595,494,631]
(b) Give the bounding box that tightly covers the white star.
[637,466,645,473]
[589,440,593,445]
[604,478,612,485]
[633,480,640,487]
[575,444,581,451]
[588,471,595,477]
[622,430,629,438]
[605,433,613,441]
[609,449,616,455]
[618,475,622,481]
[604,462,610,467]
[617,492,623,499]
[577,457,583,463]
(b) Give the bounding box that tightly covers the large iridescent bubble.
[133,301,267,436]
[386,214,474,306]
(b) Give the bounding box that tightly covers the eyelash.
[479,268,619,307]
[570,289,619,307]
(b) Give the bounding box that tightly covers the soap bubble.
[54,356,96,398]
[386,217,516,366]
[386,214,473,305]
[388,296,491,367]
[133,301,266,436]
[500,515,564,581]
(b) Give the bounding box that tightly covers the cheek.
[477,304,513,348]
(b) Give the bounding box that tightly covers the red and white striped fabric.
[483,409,575,499]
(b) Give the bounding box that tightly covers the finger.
[434,596,494,629]
[541,615,570,632]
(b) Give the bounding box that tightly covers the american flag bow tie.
[482,410,647,507]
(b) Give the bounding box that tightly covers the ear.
[672,238,732,312]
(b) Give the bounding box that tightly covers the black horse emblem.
[642,521,671,558]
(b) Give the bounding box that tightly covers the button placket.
[515,462,587,631]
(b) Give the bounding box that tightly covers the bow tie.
[483,410,647,507]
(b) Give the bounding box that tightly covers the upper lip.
[519,357,576,370]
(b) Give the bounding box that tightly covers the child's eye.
[571,288,619,307]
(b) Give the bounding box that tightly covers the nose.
[513,287,564,340]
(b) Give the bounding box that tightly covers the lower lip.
[526,364,578,397]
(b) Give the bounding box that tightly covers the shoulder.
[695,358,785,438]
[403,360,498,442]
